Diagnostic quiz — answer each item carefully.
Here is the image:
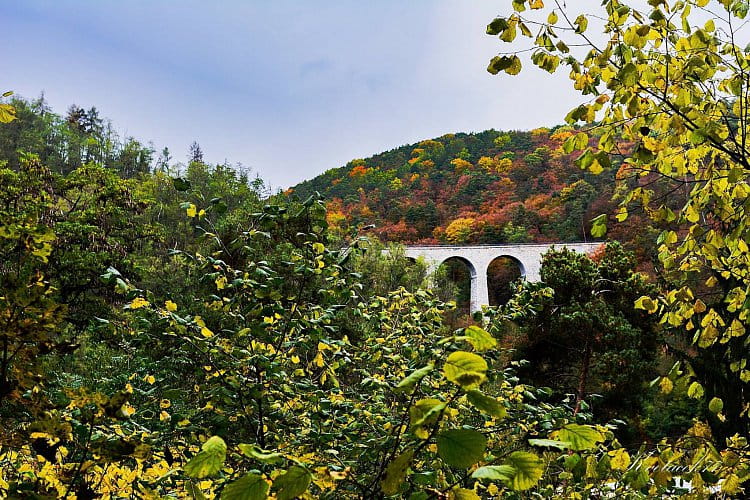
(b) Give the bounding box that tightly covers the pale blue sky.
[2,1,580,189]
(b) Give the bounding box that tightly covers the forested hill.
[290,127,634,246]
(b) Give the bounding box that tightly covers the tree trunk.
[574,339,592,416]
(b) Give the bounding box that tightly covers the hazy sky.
[2,1,583,189]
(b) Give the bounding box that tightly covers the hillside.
[290,127,629,246]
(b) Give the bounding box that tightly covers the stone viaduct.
[404,243,602,313]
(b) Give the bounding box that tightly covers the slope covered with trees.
[291,127,642,249]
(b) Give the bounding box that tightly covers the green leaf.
[456,325,497,352]
[396,364,434,392]
[709,397,724,414]
[466,390,506,418]
[591,214,607,238]
[436,429,487,468]
[554,424,605,451]
[528,438,571,450]
[486,17,509,36]
[450,488,480,499]
[618,62,638,87]
[505,451,544,491]
[272,466,312,500]
[472,465,515,481]
[687,381,704,399]
[410,398,446,428]
[573,132,589,150]
[185,436,227,478]
[575,149,594,170]
[731,0,749,18]
[221,473,269,500]
[634,295,659,314]
[487,55,522,76]
[238,444,283,464]
[443,351,488,388]
[202,436,228,453]
[500,20,517,42]
[562,135,576,154]
[381,450,413,495]
[574,14,588,33]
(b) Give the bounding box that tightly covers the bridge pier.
[471,267,490,314]
[405,243,602,313]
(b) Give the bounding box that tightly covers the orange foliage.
[550,127,574,143]
[349,165,371,178]
[524,193,561,220]
[616,164,631,181]
[588,243,608,263]
[375,221,419,242]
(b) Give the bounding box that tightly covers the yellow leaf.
[589,158,604,175]
[200,326,214,338]
[119,403,136,418]
[129,297,150,309]
[215,276,227,290]
[0,103,17,123]
[609,448,631,470]
[722,474,740,494]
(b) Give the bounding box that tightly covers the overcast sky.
[2,1,583,189]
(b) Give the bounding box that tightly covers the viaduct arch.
[405,243,602,313]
